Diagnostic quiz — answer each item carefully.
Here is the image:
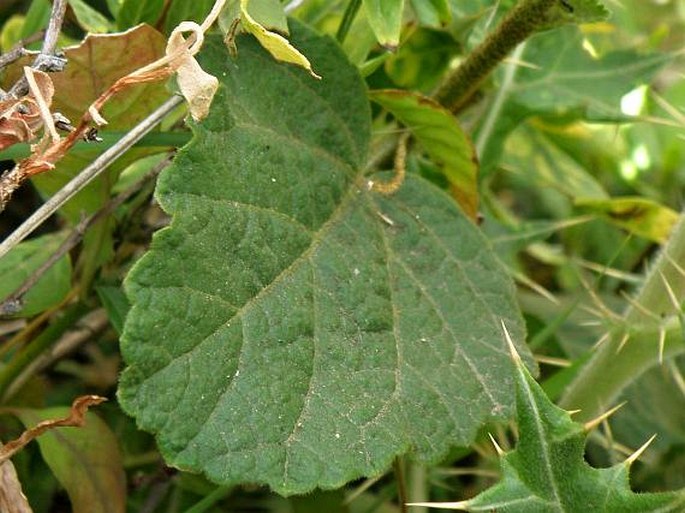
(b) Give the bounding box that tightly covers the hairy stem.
[434,0,559,113]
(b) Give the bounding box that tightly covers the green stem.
[560,211,685,420]
[336,0,362,43]
[408,461,428,513]
[0,131,191,161]
[394,458,409,513]
[182,486,232,513]
[434,0,558,112]
[0,302,87,401]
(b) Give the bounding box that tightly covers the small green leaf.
[575,197,679,243]
[239,0,320,78]
[116,0,164,29]
[221,0,288,33]
[164,0,215,33]
[12,406,126,513]
[410,0,451,27]
[363,0,405,49]
[502,124,608,200]
[369,89,478,218]
[67,0,114,33]
[119,22,532,495]
[21,0,51,39]
[105,0,122,17]
[0,233,71,317]
[542,0,610,29]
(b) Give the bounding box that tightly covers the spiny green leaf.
[369,89,478,218]
[119,22,532,495]
[116,0,164,29]
[414,335,685,511]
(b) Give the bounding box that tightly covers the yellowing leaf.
[370,89,478,219]
[239,0,320,79]
[576,197,679,243]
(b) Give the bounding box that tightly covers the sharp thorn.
[488,433,505,456]
[616,332,630,353]
[406,501,470,510]
[584,402,626,432]
[625,434,657,466]
[500,320,522,364]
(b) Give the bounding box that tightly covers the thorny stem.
[434,0,560,113]
[0,95,184,259]
[560,210,685,420]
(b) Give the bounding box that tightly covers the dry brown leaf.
[0,395,107,464]
[0,69,55,152]
[167,22,218,121]
[0,460,33,513]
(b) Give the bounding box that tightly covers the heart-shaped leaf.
[119,21,532,495]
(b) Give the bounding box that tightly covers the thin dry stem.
[3,309,109,401]
[7,0,68,99]
[0,95,184,259]
[368,132,409,194]
[0,154,173,316]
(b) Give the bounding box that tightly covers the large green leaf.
[411,333,685,512]
[119,22,532,495]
